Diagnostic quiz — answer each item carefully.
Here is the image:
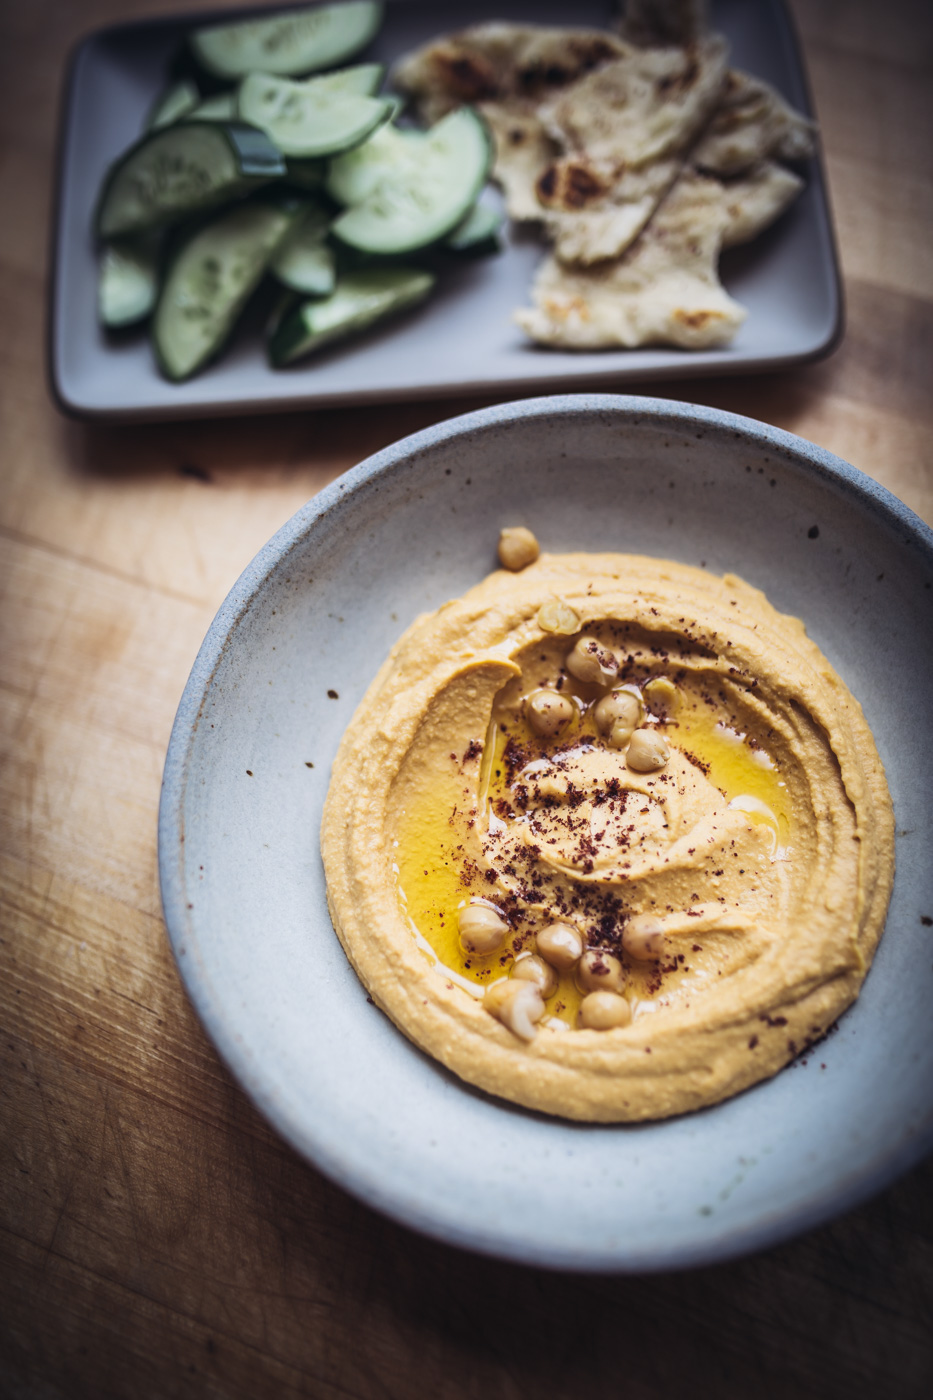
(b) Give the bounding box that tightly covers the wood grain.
[1,2,932,1397]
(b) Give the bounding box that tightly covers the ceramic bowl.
[158,394,933,1271]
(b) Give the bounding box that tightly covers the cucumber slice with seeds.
[191,2,384,81]
[330,107,493,254]
[325,121,418,206]
[310,62,385,97]
[238,71,391,158]
[98,239,160,327]
[269,266,435,365]
[270,202,336,295]
[154,200,299,380]
[96,122,286,238]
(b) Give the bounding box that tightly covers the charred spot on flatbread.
[430,47,499,105]
[514,36,623,96]
[536,159,613,211]
[673,307,722,330]
[480,102,562,222]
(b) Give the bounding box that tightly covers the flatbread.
[391,23,628,125]
[393,23,730,262]
[515,170,746,349]
[693,68,816,175]
[534,35,728,262]
[477,101,561,222]
[391,24,639,229]
[539,35,728,167]
[532,153,683,264]
[393,13,815,352]
[715,160,805,247]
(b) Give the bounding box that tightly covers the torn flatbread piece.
[533,35,729,262]
[534,153,683,264]
[392,22,730,260]
[693,68,816,175]
[539,35,728,168]
[392,24,631,225]
[715,160,805,247]
[515,170,746,350]
[478,102,561,222]
[391,23,628,125]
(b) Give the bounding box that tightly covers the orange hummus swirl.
[321,553,894,1122]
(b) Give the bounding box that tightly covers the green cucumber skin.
[153,202,298,381]
[269,267,435,365]
[190,2,384,81]
[224,122,291,179]
[95,122,286,239]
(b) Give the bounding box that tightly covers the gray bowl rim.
[158,392,933,1271]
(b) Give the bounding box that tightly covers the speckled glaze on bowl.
[158,395,933,1272]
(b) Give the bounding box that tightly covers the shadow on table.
[54,359,862,491]
[200,1069,933,1400]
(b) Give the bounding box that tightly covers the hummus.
[321,551,894,1121]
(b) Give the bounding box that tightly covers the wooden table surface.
[2,2,931,1395]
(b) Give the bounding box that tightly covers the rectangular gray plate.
[49,0,842,421]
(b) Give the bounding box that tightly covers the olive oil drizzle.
[393,673,790,1023]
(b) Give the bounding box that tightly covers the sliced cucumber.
[98,239,160,327]
[269,266,435,365]
[146,79,199,132]
[270,202,336,295]
[154,200,298,380]
[325,121,419,206]
[96,122,286,238]
[189,93,238,122]
[238,71,391,158]
[330,108,493,254]
[444,201,504,254]
[311,62,384,97]
[191,2,384,81]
